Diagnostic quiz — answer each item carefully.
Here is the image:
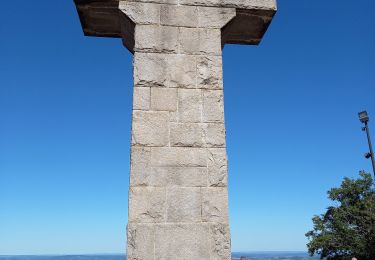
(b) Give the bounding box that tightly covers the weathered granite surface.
[73,0,276,259]
[74,0,276,47]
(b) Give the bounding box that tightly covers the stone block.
[130,146,151,186]
[129,187,166,223]
[134,53,197,89]
[155,223,210,260]
[130,167,164,187]
[202,187,228,222]
[170,123,204,147]
[131,167,167,187]
[133,87,150,110]
[151,147,207,167]
[151,88,177,111]
[135,25,178,53]
[131,150,176,187]
[203,123,226,147]
[127,223,155,260]
[131,111,169,146]
[132,166,207,187]
[209,223,231,260]
[197,55,223,89]
[198,29,222,55]
[178,89,202,123]
[166,54,196,88]
[160,5,198,27]
[179,28,221,55]
[197,6,236,28]
[166,187,202,222]
[120,1,160,25]
[207,148,228,187]
[202,90,225,122]
[169,110,179,123]
[163,167,207,187]
[179,28,199,54]
[134,52,166,87]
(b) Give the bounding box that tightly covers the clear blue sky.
[1,0,374,255]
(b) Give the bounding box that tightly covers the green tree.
[306,171,375,259]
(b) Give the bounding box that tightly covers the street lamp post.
[358,111,375,178]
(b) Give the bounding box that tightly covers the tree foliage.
[306,172,375,259]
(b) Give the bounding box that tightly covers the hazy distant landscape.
[0,252,319,260]
[232,252,319,259]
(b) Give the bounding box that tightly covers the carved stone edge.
[73,0,276,48]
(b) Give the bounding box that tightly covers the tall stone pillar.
[123,3,234,259]
[73,1,276,259]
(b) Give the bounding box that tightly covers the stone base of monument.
[73,0,276,259]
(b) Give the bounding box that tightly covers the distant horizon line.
[0,251,310,256]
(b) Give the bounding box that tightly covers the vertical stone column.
[121,2,235,259]
[74,0,276,259]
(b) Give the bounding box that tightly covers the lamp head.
[359,111,369,124]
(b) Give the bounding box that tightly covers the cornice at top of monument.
[74,0,277,46]
[180,0,276,10]
[75,0,276,11]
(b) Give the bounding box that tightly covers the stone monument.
[73,0,276,259]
